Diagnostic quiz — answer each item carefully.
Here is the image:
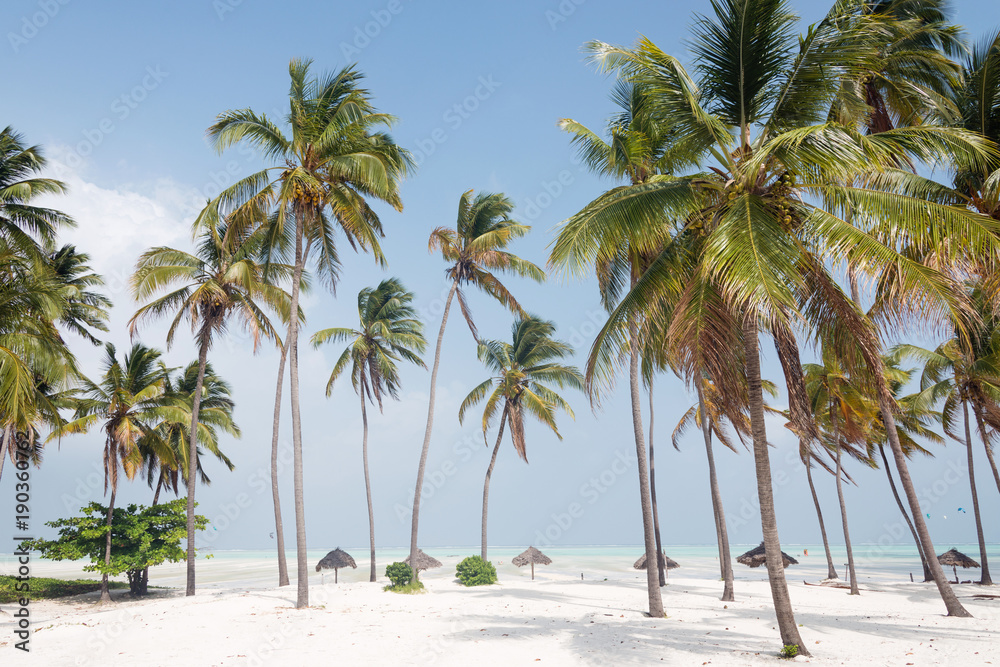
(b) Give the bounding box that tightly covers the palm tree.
[208,61,412,607]
[129,213,289,596]
[804,347,879,595]
[552,0,995,640]
[134,361,238,594]
[311,278,426,582]
[899,327,997,586]
[51,343,170,602]
[0,127,73,259]
[557,79,685,616]
[459,317,582,561]
[409,189,544,578]
[673,375,777,600]
[47,245,112,346]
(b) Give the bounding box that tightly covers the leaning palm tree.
[558,79,687,615]
[208,61,412,606]
[552,0,994,642]
[50,343,170,602]
[129,213,289,596]
[311,278,426,583]
[409,189,544,579]
[459,317,582,561]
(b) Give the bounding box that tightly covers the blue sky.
[1,0,998,557]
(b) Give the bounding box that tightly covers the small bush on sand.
[384,562,423,593]
[456,556,497,586]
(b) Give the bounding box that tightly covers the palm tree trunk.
[879,393,971,616]
[0,426,9,483]
[831,401,859,595]
[804,449,839,580]
[648,383,666,587]
[361,387,376,583]
[482,405,509,561]
[409,280,458,580]
[963,400,992,585]
[629,325,664,618]
[185,328,211,597]
[877,443,931,581]
[289,216,309,609]
[742,316,808,654]
[270,338,290,587]
[101,487,116,603]
[972,405,1000,497]
[697,378,734,601]
[140,478,163,596]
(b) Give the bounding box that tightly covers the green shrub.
[385,562,414,588]
[780,644,799,659]
[456,555,497,586]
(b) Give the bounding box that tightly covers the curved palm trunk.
[879,394,971,616]
[742,317,807,654]
[409,281,458,579]
[361,389,376,582]
[0,426,10,483]
[830,401,859,595]
[289,216,309,608]
[648,384,666,587]
[185,329,211,597]
[270,339,290,587]
[804,450,838,580]
[697,379,734,601]
[973,405,1000,497]
[877,443,931,581]
[100,487,116,603]
[963,400,992,585]
[629,328,664,617]
[482,405,509,561]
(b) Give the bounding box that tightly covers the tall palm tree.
[51,343,170,602]
[557,79,686,616]
[898,327,998,586]
[311,278,426,582]
[129,213,289,596]
[209,61,412,607]
[552,0,994,641]
[409,189,544,578]
[673,375,777,600]
[459,317,582,561]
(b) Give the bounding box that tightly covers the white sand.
[3,557,999,666]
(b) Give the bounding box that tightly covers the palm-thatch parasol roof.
[736,542,798,569]
[513,547,551,580]
[937,549,980,569]
[315,547,357,583]
[404,549,442,572]
[938,548,980,583]
[633,551,680,570]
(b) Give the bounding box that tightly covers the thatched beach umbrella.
[513,547,552,580]
[404,549,442,572]
[736,542,798,569]
[937,549,980,583]
[633,551,680,571]
[315,547,357,583]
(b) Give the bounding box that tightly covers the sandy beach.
[4,550,998,666]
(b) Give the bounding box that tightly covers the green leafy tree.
[459,317,581,561]
[22,499,207,597]
[311,278,426,582]
[409,189,544,579]
[208,61,412,606]
[129,213,288,597]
